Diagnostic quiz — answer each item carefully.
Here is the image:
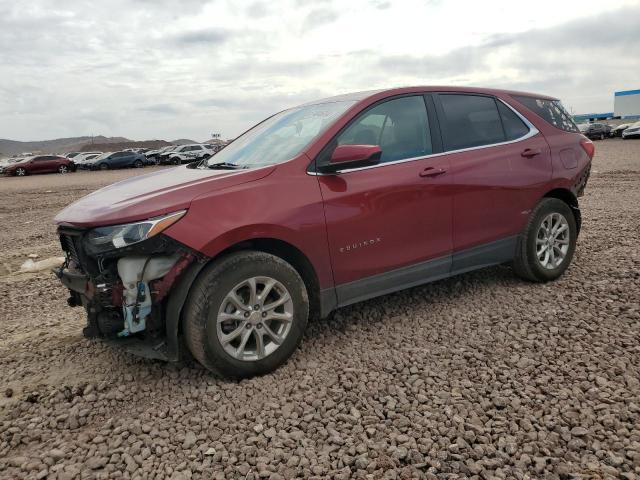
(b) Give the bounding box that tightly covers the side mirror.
[319,144,382,173]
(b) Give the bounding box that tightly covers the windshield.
[205,100,356,168]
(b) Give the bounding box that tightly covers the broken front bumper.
[55,227,204,362]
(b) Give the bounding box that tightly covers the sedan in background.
[612,124,630,137]
[622,121,640,139]
[2,155,75,176]
[83,151,147,170]
[578,123,611,140]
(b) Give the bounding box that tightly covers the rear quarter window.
[497,102,530,141]
[512,95,579,133]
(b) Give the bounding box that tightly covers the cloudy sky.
[1,0,639,142]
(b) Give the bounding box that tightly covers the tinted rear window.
[513,95,579,133]
[438,94,505,150]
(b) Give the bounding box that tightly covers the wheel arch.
[214,237,321,316]
[164,237,322,361]
[543,188,581,234]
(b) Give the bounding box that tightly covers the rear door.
[433,93,551,264]
[32,156,53,173]
[113,152,128,167]
[316,94,453,305]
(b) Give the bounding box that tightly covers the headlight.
[85,210,186,254]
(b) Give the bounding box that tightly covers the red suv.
[4,155,75,176]
[54,87,593,378]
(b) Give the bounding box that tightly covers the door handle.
[419,167,447,178]
[521,148,541,158]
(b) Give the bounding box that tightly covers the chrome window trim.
[308,97,539,176]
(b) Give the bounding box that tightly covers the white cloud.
[0,0,639,141]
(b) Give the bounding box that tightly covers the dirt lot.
[1,141,639,480]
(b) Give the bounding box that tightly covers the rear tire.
[183,251,309,378]
[133,160,143,168]
[99,163,108,171]
[599,133,605,140]
[172,157,180,165]
[513,198,577,282]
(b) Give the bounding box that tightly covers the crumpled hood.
[55,165,275,228]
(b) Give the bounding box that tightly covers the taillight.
[580,137,595,159]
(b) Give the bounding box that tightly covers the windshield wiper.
[207,162,246,170]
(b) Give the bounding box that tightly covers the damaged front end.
[53,211,203,361]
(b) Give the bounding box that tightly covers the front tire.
[15,167,27,176]
[133,160,143,168]
[513,198,577,282]
[58,165,69,174]
[183,251,309,378]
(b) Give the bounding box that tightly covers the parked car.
[73,152,103,163]
[156,147,179,164]
[3,155,75,176]
[578,122,610,140]
[53,86,593,378]
[74,153,103,168]
[83,151,147,170]
[622,121,640,139]
[63,152,83,159]
[145,146,175,163]
[612,123,630,137]
[161,144,216,165]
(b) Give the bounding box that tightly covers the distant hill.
[0,136,220,157]
[0,136,129,156]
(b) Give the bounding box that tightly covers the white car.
[73,152,103,165]
[145,146,175,163]
[622,121,640,139]
[62,152,83,159]
[159,144,215,165]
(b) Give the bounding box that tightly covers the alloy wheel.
[216,276,294,361]
[536,212,570,270]
[59,165,68,174]
[16,168,26,176]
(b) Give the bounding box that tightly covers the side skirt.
[324,235,518,312]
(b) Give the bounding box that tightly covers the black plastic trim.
[164,259,208,361]
[450,236,517,274]
[325,235,518,312]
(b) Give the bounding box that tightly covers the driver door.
[316,95,453,306]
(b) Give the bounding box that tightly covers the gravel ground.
[1,140,639,480]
